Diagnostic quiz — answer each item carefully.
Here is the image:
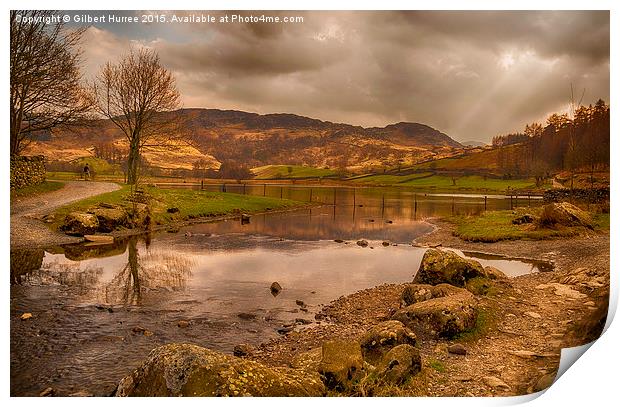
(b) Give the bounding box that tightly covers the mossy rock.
[413,249,485,287]
[317,340,364,391]
[359,321,417,365]
[115,343,325,396]
[377,344,422,385]
[392,289,478,338]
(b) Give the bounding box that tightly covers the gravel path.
[10,181,120,249]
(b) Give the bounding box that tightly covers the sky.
[69,10,609,143]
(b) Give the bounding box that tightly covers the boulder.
[538,202,593,229]
[359,321,417,364]
[413,249,485,287]
[401,284,435,306]
[63,212,99,236]
[356,240,369,247]
[377,344,422,385]
[115,343,324,396]
[482,266,508,280]
[392,290,477,338]
[89,205,128,232]
[317,340,364,391]
[402,283,469,307]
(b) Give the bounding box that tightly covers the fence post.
[280,186,283,199]
[309,188,313,202]
[333,188,337,206]
[484,195,487,211]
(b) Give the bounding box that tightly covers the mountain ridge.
[27,108,464,172]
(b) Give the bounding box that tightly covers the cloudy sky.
[71,10,609,143]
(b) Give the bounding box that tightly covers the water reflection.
[10,248,44,284]
[103,239,194,306]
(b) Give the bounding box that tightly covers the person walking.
[83,163,91,180]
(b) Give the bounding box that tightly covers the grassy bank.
[449,207,609,242]
[351,173,545,193]
[11,181,64,199]
[51,184,309,231]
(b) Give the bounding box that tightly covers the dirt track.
[10,181,120,249]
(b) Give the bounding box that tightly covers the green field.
[450,208,609,242]
[352,173,544,192]
[51,184,307,229]
[252,165,339,180]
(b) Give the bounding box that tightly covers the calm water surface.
[10,191,547,396]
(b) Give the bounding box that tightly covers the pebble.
[20,312,33,320]
[447,343,467,355]
[40,387,54,397]
[177,320,190,328]
[524,311,542,319]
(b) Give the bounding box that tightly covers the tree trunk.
[127,139,140,185]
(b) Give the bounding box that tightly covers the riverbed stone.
[62,212,99,236]
[377,344,422,385]
[413,249,485,287]
[359,320,417,364]
[115,343,325,396]
[317,339,364,391]
[392,290,477,338]
[447,343,467,355]
[270,282,282,296]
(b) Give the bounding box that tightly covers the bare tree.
[10,10,93,156]
[92,48,183,185]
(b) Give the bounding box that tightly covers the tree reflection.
[103,237,194,306]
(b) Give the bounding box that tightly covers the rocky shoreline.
[113,218,610,397]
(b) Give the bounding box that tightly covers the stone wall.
[10,155,46,190]
[543,187,610,203]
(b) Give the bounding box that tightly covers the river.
[10,188,549,396]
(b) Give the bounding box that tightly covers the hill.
[25,108,463,173]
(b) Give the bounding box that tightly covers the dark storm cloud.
[80,10,609,142]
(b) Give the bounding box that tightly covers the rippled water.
[11,193,547,396]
